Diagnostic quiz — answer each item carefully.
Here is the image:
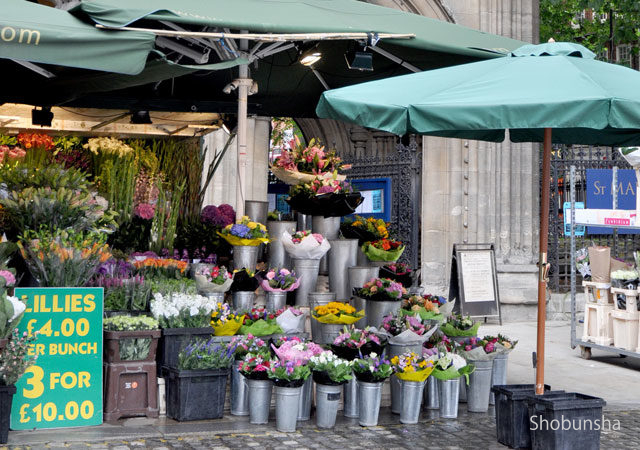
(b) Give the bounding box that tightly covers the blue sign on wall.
[585,169,639,234]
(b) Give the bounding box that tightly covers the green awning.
[72,0,524,59]
[0,0,155,75]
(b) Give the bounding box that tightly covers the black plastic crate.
[157,327,217,372]
[526,392,606,450]
[492,384,554,448]
[165,366,230,421]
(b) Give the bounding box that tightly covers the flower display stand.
[103,361,159,421]
[582,282,614,346]
[610,288,640,351]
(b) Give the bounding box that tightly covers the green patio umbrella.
[317,41,640,394]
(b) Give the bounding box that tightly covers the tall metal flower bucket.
[317,323,344,345]
[424,375,440,410]
[297,377,313,421]
[356,247,369,266]
[438,378,460,418]
[489,353,508,405]
[312,216,340,275]
[233,245,259,271]
[293,258,321,306]
[315,383,342,428]
[266,291,287,312]
[348,266,378,313]
[201,292,225,303]
[245,200,269,224]
[308,291,336,342]
[297,213,312,232]
[267,220,297,268]
[232,291,255,311]
[343,376,359,418]
[467,359,494,413]
[247,379,272,424]
[328,239,359,300]
[275,385,302,432]
[459,376,467,403]
[230,360,249,416]
[357,380,383,427]
[388,342,423,414]
[400,379,426,424]
[366,299,401,329]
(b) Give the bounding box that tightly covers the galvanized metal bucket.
[328,239,359,300]
[297,213,312,232]
[233,245,260,271]
[467,359,493,413]
[312,216,340,275]
[459,374,467,403]
[230,360,249,416]
[357,380,383,427]
[343,376,359,418]
[232,291,255,311]
[266,291,287,312]
[315,383,342,428]
[247,378,272,424]
[356,247,369,266]
[275,385,301,432]
[297,376,313,421]
[316,323,344,345]
[388,342,424,414]
[438,378,460,418]
[267,220,297,269]
[366,299,401,329]
[489,353,508,405]
[400,379,426,424]
[200,292,225,303]
[348,266,379,300]
[308,291,336,342]
[424,374,440,410]
[293,258,321,306]
[245,200,269,225]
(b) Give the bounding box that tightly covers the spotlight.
[300,50,322,66]
[31,107,53,127]
[345,49,373,71]
[131,111,152,124]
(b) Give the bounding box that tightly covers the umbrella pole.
[536,128,552,395]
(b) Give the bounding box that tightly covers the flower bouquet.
[239,352,274,380]
[150,292,220,328]
[351,352,393,383]
[379,262,413,287]
[178,339,235,370]
[312,301,364,325]
[430,351,475,384]
[230,268,259,292]
[270,137,350,185]
[331,326,386,360]
[271,339,325,366]
[401,295,444,322]
[482,334,518,355]
[267,358,311,388]
[380,312,439,345]
[210,303,245,336]
[232,334,269,360]
[440,314,480,338]
[132,256,188,279]
[425,333,459,353]
[362,239,405,262]
[355,277,406,301]
[459,336,500,361]
[286,176,363,217]
[239,307,283,336]
[0,294,26,339]
[275,306,307,334]
[218,216,269,247]
[194,265,233,294]
[281,230,331,260]
[309,351,353,385]
[259,268,300,292]
[340,215,389,245]
[390,351,434,382]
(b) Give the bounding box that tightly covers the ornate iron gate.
[548,145,640,291]
[342,136,422,269]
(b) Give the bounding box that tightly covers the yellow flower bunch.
[84,137,134,157]
[391,352,434,381]
[314,301,356,316]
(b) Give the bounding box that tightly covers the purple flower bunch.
[333,327,382,349]
[96,258,134,278]
[134,203,155,220]
[201,204,236,227]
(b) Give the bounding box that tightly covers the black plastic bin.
[165,366,230,421]
[492,384,553,448]
[526,392,606,450]
[157,327,217,373]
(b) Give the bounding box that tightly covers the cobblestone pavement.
[3,409,638,450]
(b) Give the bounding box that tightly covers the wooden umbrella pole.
[536,128,552,395]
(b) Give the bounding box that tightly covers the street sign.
[11,287,103,430]
[585,169,639,234]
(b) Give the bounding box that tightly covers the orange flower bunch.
[133,257,188,274]
[17,133,55,151]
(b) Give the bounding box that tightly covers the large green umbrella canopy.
[317,42,640,146]
[317,42,640,395]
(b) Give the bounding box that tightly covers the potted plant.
[356,277,406,328]
[218,216,269,271]
[401,294,445,325]
[194,265,233,300]
[239,349,274,424]
[259,268,300,311]
[0,329,38,444]
[440,313,481,343]
[351,352,393,427]
[309,352,352,428]
[230,334,269,417]
[267,359,311,432]
[166,339,235,421]
[389,351,434,424]
[103,315,161,363]
[430,351,475,419]
[311,301,364,344]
